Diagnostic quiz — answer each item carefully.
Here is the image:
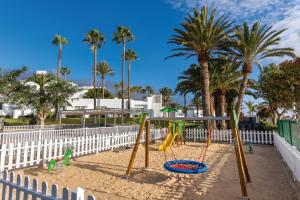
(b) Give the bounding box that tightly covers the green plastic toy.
[48,147,73,172]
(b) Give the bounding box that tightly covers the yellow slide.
[159,129,177,151]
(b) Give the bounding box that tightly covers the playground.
[14,142,299,200]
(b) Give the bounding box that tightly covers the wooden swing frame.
[125,115,251,200]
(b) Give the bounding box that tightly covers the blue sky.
[0,0,299,107]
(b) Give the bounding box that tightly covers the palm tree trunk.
[121,42,126,111]
[236,71,250,119]
[128,61,131,109]
[57,48,62,80]
[184,93,187,117]
[93,48,97,124]
[210,94,216,129]
[220,92,226,129]
[198,55,211,128]
[102,77,105,99]
[64,74,67,81]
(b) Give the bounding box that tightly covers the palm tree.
[96,61,114,99]
[209,57,241,128]
[83,29,105,123]
[245,101,256,116]
[113,26,134,111]
[131,86,142,100]
[125,49,137,109]
[167,6,235,126]
[192,96,202,117]
[233,22,295,118]
[60,66,71,81]
[159,87,173,106]
[142,86,154,97]
[114,83,120,98]
[52,34,68,80]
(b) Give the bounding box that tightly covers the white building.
[0,86,163,118]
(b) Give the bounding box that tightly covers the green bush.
[259,120,277,131]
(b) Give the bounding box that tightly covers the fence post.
[288,120,293,146]
[73,187,84,200]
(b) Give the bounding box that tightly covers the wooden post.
[145,120,150,168]
[126,114,147,177]
[237,129,251,182]
[230,112,249,199]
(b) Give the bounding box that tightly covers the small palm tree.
[113,26,134,111]
[52,34,68,80]
[60,66,71,81]
[125,49,137,109]
[234,22,295,117]
[96,62,114,99]
[83,29,105,122]
[167,6,235,123]
[245,101,256,116]
[192,96,202,117]
[159,87,173,106]
[142,86,154,97]
[114,83,120,98]
[131,85,142,100]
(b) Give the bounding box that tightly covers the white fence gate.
[0,170,95,200]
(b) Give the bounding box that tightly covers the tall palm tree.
[52,34,68,80]
[167,6,235,127]
[96,61,114,99]
[233,22,295,118]
[159,87,173,106]
[114,83,120,98]
[113,26,134,111]
[125,49,137,109]
[60,66,71,81]
[83,29,105,123]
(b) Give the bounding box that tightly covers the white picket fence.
[3,124,83,132]
[0,128,162,172]
[274,133,300,182]
[0,126,139,145]
[0,170,95,200]
[185,129,274,144]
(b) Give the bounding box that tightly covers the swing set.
[125,109,251,200]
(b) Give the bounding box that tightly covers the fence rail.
[274,133,300,182]
[0,170,95,200]
[0,126,139,145]
[3,124,84,132]
[185,129,274,144]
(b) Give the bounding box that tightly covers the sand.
[15,142,300,200]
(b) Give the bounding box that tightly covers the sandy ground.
[14,142,300,200]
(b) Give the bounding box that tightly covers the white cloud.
[167,0,300,56]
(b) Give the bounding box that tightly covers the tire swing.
[162,123,212,174]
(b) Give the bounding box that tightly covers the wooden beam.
[145,120,150,168]
[149,116,230,121]
[126,114,147,177]
[237,129,251,182]
[230,112,249,199]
